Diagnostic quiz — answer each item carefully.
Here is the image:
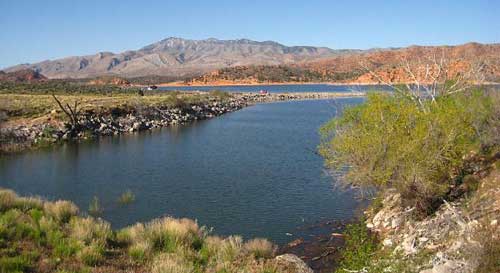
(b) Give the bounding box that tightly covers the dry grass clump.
[150,253,194,273]
[128,240,151,262]
[117,217,203,262]
[69,217,111,245]
[145,217,202,252]
[219,235,244,264]
[15,196,44,211]
[0,188,45,213]
[0,189,18,211]
[78,243,105,266]
[116,222,146,244]
[44,200,79,223]
[244,238,276,259]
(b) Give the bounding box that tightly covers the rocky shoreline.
[0,91,364,153]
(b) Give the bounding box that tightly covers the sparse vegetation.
[88,196,102,216]
[0,188,296,273]
[117,190,135,205]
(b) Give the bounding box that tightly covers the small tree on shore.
[320,55,496,214]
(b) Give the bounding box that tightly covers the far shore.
[155,81,382,87]
[154,81,500,88]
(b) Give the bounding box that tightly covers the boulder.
[275,254,313,273]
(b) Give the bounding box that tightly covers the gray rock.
[419,260,460,273]
[132,122,142,131]
[275,254,313,273]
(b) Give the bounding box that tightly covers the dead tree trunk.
[52,94,82,134]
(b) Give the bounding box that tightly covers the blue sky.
[0,0,498,68]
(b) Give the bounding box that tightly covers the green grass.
[0,188,290,273]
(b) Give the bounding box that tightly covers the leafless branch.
[52,94,81,129]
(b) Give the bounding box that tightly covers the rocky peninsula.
[0,91,364,154]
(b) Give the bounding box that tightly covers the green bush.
[335,221,379,273]
[320,90,496,213]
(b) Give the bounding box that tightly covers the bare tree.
[52,94,82,130]
[359,50,486,112]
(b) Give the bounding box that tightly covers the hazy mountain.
[4,38,360,79]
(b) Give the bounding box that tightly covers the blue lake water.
[159,83,392,93]
[0,98,364,244]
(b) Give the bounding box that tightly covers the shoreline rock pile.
[0,99,247,152]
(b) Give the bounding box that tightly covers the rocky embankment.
[0,92,364,153]
[364,158,499,273]
[0,98,246,153]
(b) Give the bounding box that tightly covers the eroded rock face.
[275,254,314,273]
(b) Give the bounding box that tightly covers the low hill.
[0,69,47,83]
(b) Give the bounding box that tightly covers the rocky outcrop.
[364,167,500,273]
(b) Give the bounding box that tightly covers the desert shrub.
[320,90,496,214]
[44,200,79,223]
[243,238,275,259]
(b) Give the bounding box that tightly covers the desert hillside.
[182,43,500,85]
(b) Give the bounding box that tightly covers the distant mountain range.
[3,37,363,79]
[184,43,500,85]
[3,38,499,84]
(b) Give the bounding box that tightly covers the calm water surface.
[160,84,392,93]
[0,98,363,244]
